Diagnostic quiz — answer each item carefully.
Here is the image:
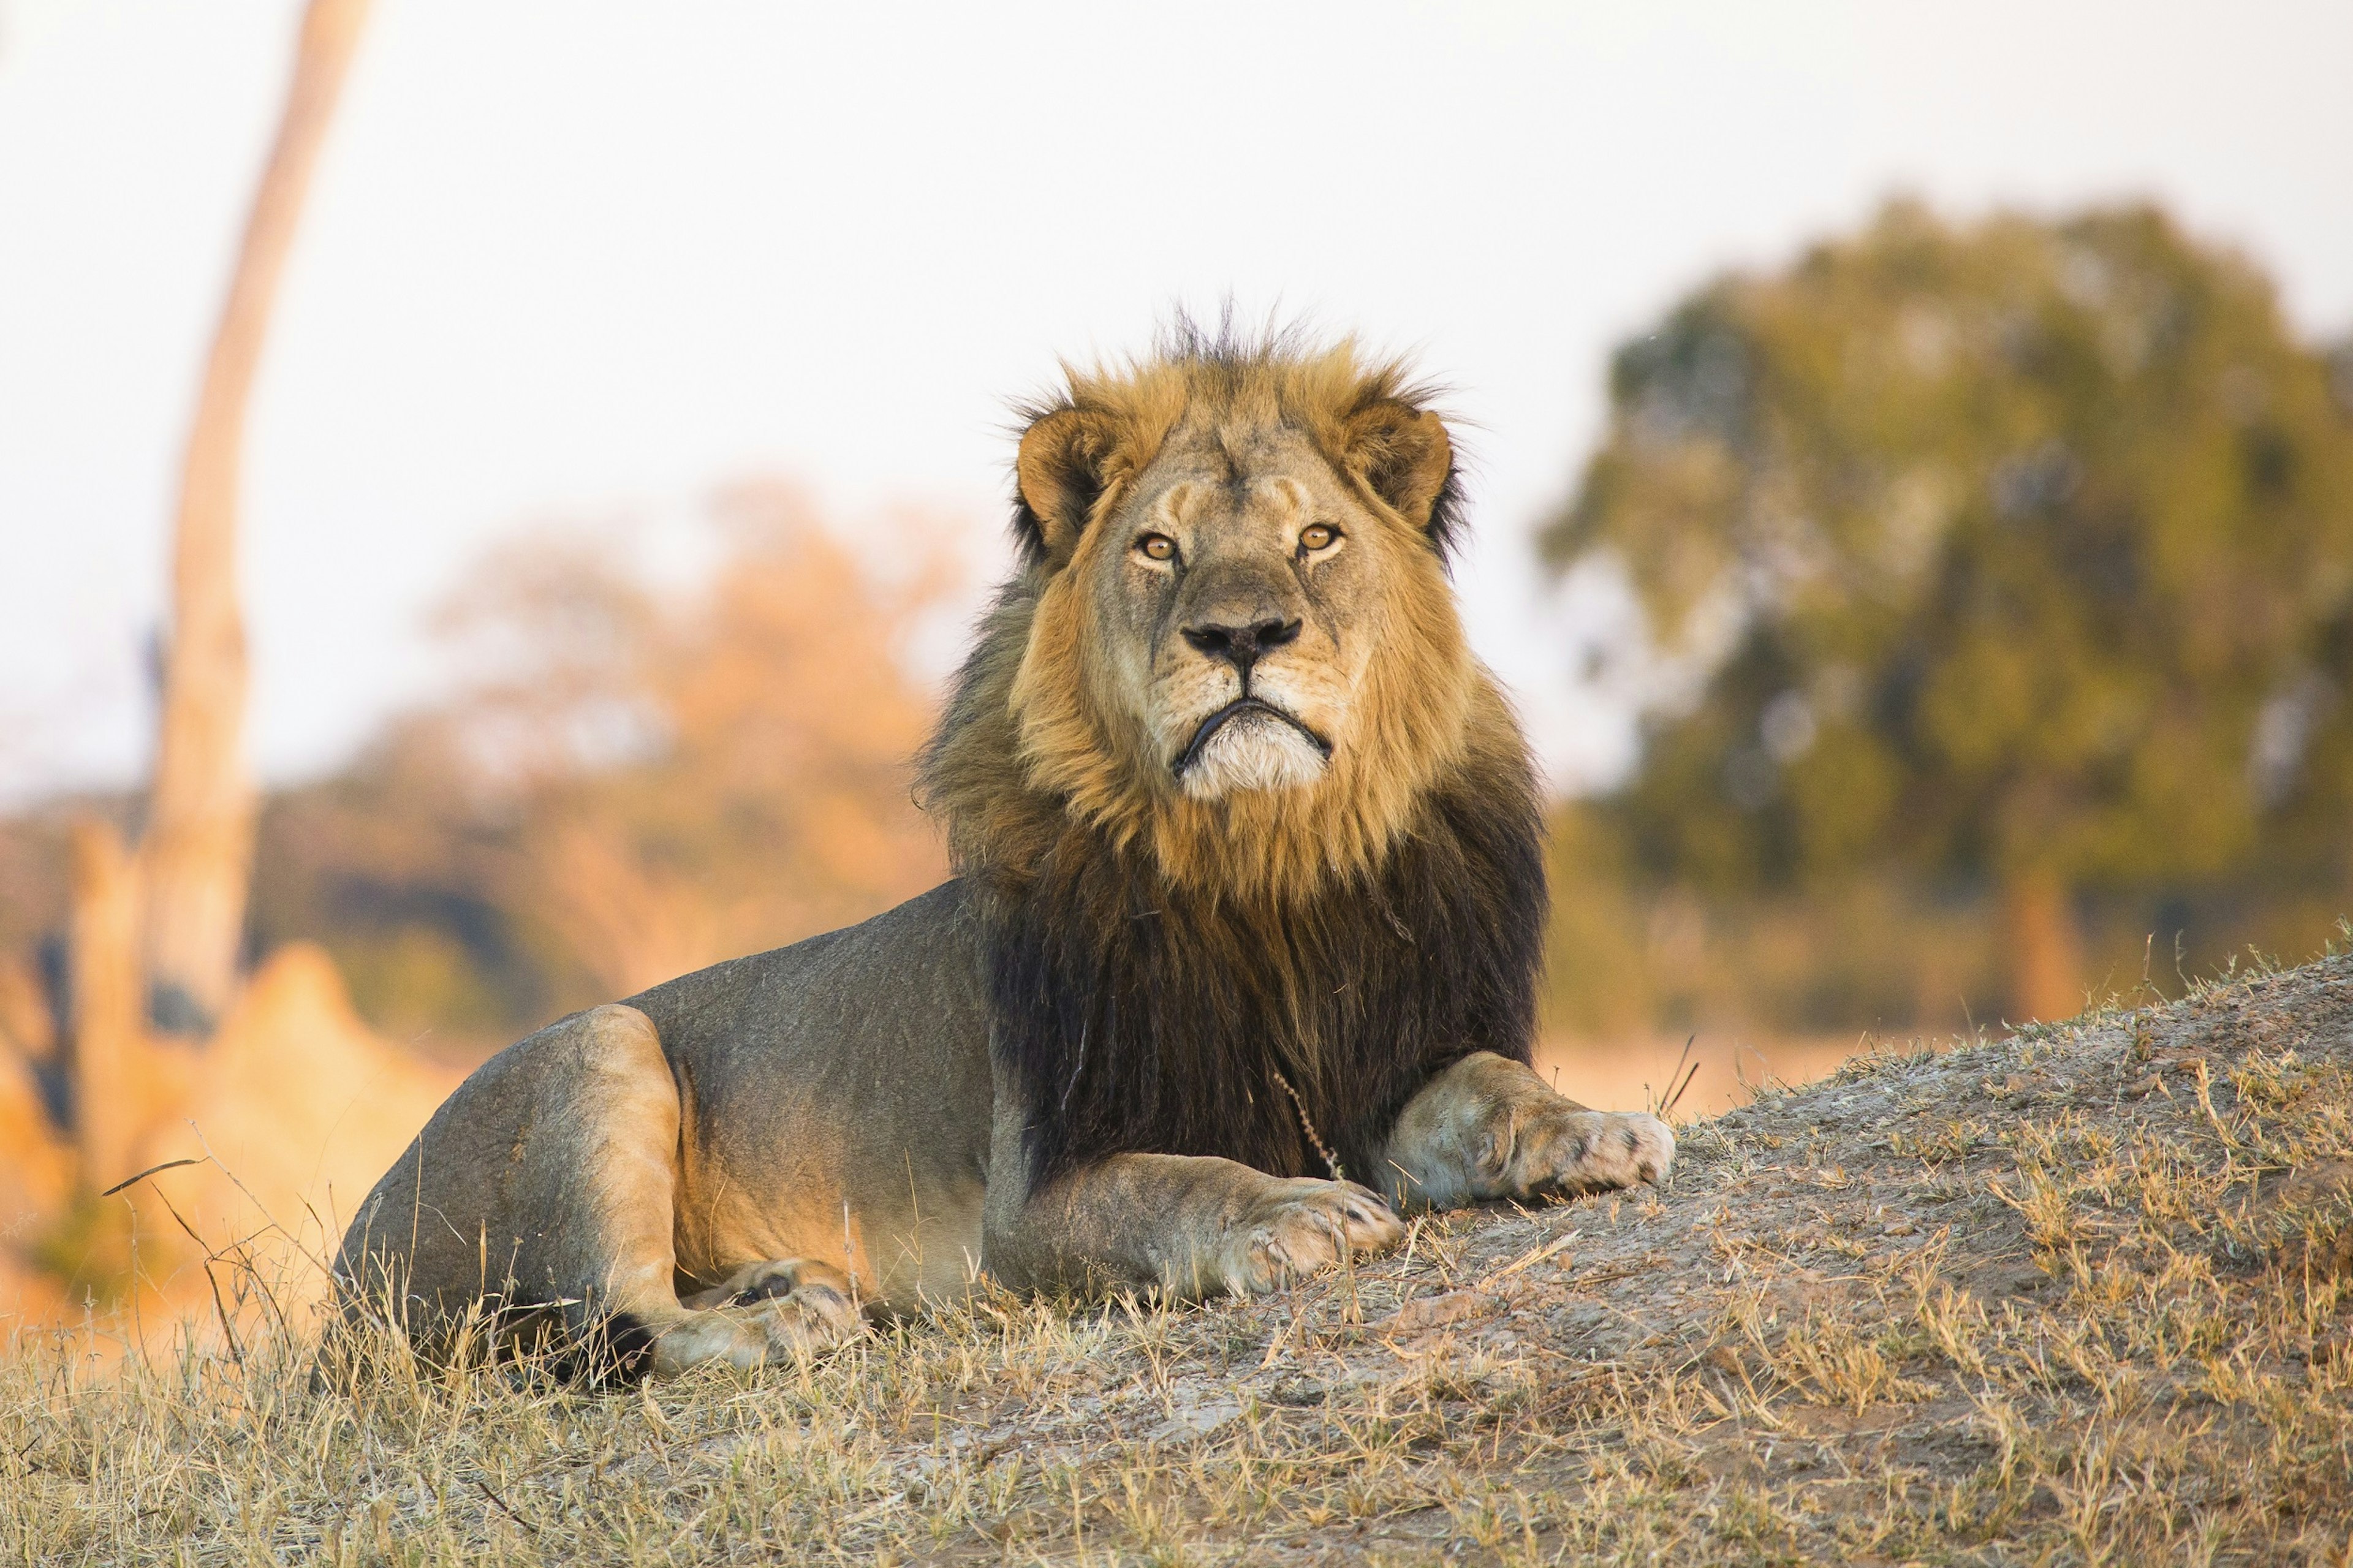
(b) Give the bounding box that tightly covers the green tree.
[1546,201,2353,1022]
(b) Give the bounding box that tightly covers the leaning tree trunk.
[140,0,370,1031]
[1999,866,2085,1025]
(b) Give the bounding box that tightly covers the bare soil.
[7,952,2353,1564]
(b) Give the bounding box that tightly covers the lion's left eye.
[1300,523,1338,551]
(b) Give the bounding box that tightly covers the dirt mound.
[7,953,2351,1564]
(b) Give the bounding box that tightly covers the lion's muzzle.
[1172,697,1332,798]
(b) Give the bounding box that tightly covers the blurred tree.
[141,0,369,1032]
[249,484,957,1033]
[1546,202,2353,1022]
[437,483,950,995]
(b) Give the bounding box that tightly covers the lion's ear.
[1015,408,1122,564]
[1342,401,1455,537]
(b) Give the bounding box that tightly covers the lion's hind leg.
[334,1002,864,1384]
[490,1013,863,1379]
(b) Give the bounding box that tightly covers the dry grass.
[9,952,2353,1565]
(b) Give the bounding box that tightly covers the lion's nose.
[1183,616,1301,679]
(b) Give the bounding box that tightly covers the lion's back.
[624,879,995,1192]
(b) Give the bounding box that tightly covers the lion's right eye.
[1135,533,1176,562]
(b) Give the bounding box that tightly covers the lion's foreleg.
[984,1151,1404,1301]
[1377,1051,1675,1212]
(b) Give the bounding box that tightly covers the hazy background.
[7,0,2351,803]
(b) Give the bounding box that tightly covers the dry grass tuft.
[9,953,2353,1563]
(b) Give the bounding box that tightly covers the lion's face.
[1082,424,1389,803]
[930,338,1495,895]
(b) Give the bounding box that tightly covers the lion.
[331,324,1676,1379]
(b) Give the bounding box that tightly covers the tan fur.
[332,331,1672,1382]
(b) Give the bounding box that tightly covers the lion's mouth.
[1171,698,1332,779]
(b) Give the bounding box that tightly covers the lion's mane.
[920,325,1547,1188]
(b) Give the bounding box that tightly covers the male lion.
[333,326,1675,1379]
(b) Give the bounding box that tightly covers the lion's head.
[926,325,1513,901]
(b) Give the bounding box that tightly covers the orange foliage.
[433,482,953,995]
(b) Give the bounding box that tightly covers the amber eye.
[1136,532,1176,562]
[1300,523,1338,551]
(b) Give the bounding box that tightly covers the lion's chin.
[1172,705,1331,801]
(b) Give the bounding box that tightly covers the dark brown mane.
[920,583,1547,1185]
[976,752,1545,1187]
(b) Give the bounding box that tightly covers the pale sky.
[4,0,2351,804]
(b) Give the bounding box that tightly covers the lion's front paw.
[1490,1104,1676,1199]
[1216,1178,1405,1296]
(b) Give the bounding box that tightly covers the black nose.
[1182,616,1301,678]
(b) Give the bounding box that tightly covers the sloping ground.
[6,953,2352,1564]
